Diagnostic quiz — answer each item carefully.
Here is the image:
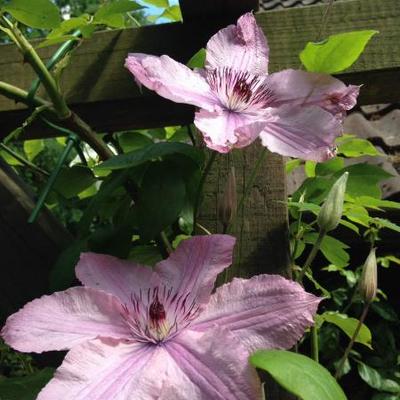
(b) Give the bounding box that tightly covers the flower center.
[121,286,200,344]
[207,67,274,112]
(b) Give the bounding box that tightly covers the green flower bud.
[359,248,378,303]
[317,172,348,232]
[218,166,237,230]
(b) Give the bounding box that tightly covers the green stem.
[0,143,49,177]
[160,231,173,254]
[2,16,69,118]
[335,303,370,379]
[311,325,319,363]
[196,222,212,235]
[28,134,78,223]
[193,151,217,231]
[297,230,326,283]
[0,81,49,108]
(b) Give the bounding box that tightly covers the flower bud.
[359,248,378,303]
[317,172,348,232]
[218,166,237,231]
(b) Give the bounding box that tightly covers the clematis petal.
[76,252,159,305]
[37,338,152,400]
[193,275,320,352]
[155,235,235,304]
[1,287,131,353]
[194,109,263,153]
[267,69,359,117]
[206,12,269,75]
[38,338,205,400]
[125,54,218,111]
[166,328,262,400]
[259,105,342,161]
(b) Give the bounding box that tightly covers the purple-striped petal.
[37,338,156,400]
[76,252,160,305]
[195,109,263,153]
[166,328,262,400]
[259,105,342,161]
[206,12,269,74]
[267,69,359,118]
[193,275,321,352]
[125,54,218,111]
[1,287,131,353]
[155,235,235,305]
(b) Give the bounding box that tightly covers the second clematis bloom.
[125,13,359,161]
[2,235,320,399]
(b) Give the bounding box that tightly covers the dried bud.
[218,166,237,231]
[317,172,348,232]
[359,248,378,303]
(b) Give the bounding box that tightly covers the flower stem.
[0,143,49,177]
[227,147,267,233]
[193,151,217,232]
[2,16,69,118]
[0,81,49,108]
[334,303,370,379]
[297,230,326,283]
[311,326,319,363]
[160,231,173,254]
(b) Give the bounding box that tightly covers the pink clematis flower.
[2,235,320,400]
[125,13,359,161]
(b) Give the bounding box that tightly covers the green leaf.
[286,158,302,174]
[357,362,400,393]
[23,139,44,161]
[49,239,87,291]
[321,312,372,349]
[3,0,62,29]
[137,162,186,240]
[315,157,345,176]
[343,204,370,227]
[300,30,378,73]
[336,164,392,198]
[305,160,316,177]
[53,165,97,199]
[118,132,153,153]
[250,350,347,400]
[0,368,54,400]
[353,196,400,210]
[128,244,162,266]
[305,233,349,267]
[46,15,90,38]
[95,142,204,171]
[373,217,400,233]
[141,0,169,7]
[94,0,142,27]
[160,5,182,21]
[187,48,206,69]
[337,137,381,157]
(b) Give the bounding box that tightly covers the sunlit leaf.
[23,139,44,161]
[160,5,182,21]
[250,350,347,400]
[3,0,61,29]
[187,48,206,69]
[94,0,142,27]
[300,30,378,73]
[142,0,169,7]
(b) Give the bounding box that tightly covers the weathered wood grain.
[0,158,72,323]
[0,0,399,139]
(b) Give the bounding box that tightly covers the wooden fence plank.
[0,0,399,139]
[0,158,72,323]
